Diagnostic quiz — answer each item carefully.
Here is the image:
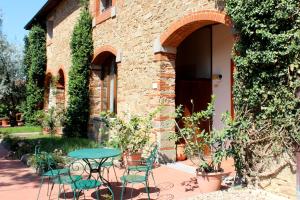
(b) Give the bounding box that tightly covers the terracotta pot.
[176,143,187,161]
[196,171,225,193]
[42,127,50,134]
[126,152,142,166]
[2,118,9,127]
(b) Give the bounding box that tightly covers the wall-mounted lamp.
[212,74,222,80]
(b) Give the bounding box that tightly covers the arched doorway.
[160,11,234,130]
[155,11,234,160]
[44,73,54,110]
[176,24,233,130]
[56,69,65,110]
[91,46,118,115]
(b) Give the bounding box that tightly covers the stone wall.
[46,0,81,100]
[90,0,225,160]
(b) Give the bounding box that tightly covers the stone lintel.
[153,37,177,54]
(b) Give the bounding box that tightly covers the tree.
[0,14,26,124]
[64,4,93,137]
[23,25,46,125]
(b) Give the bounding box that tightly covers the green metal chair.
[120,144,158,200]
[35,146,69,200]
[56,159,102,200]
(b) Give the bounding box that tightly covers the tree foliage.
[23,25,46,125]
[63,7,93,137]
[0,15,25,122]
[226,0,300,183]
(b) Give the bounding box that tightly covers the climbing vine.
[24,25,46,125]
[63,3,93,137]
[225,0,300,183]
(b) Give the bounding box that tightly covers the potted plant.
[169,105,187,161]
[42,107,65,135]
[175,96,230,193]
[1,116,9,127]
[107,110,159,166]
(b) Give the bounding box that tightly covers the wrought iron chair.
[55,159,102,200]
[120,144,158,200]
[126,143,158,188]
[35,146,69,200]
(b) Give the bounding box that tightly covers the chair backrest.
[145,143,159,173]
[34,145,57,174]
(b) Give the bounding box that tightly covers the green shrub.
[64,6,93,137]
[226,0,300,181]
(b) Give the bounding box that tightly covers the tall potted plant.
[175,96,231,193]
[108,110,158,166]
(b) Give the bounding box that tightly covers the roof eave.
[24,0,61,30]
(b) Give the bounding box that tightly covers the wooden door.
[175,78,212,155]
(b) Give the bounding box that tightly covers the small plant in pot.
[42,107,65,136]
[175,96,230,193]
[108,110,158,166]
[169,105,187,161]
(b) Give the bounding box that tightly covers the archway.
[155,11,234,160]
[91,46,118,115]
[160,10,234,130]
[56,69,65,110]
[44,73,54,110]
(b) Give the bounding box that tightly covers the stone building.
[25,0,234,160]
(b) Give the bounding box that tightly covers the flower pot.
[1,118,9,127]
[176,143,187,161]
[196,171,225,193]
[126,152,142,166]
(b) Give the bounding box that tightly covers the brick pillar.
[154,52,177,163]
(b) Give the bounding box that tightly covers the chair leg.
[63,185,67,200]
[95,187,100,200]
[49,182,54,198]
[145,181,150,200]
[57,184,61,200]
[73,190,76,200]
[112,165,118,182]
[37,176,44,200]
[150,171,157,188]
[107,167,110,181]
[47,177,50,196]
[120,181,126,200]
[130,183,134,200]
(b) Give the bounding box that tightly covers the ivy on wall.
[23,25,46,125]
[225,0,300,181]
[63,3,93,137]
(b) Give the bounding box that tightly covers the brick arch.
[44,72,53,110]
[92,45,117,64]
[160,10,232,48]
[56,68,66,110]
[57,69,65,88]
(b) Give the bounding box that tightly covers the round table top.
[68,148,121,159]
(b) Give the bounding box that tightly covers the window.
[101,0,112,12]
[94,0,116,25]
[100,55,117,113]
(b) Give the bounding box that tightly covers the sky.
[0,0,47,47]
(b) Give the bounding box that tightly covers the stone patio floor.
[0,141,236,200]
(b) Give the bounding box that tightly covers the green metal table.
[68,148,121,199]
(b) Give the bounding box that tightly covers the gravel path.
[188,188,289,200]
